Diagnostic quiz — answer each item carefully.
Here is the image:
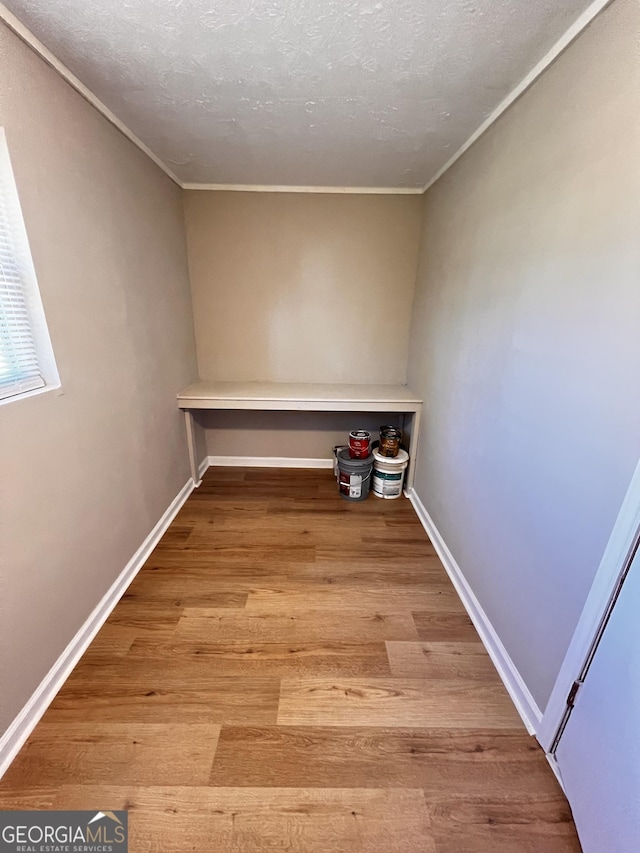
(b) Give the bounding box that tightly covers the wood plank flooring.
[0,468,581,852]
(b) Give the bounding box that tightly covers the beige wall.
[184,191,423,385]
[0,24,198,733]
[201,411,404,460]
[184,190,422,459]
[407,0,640,709]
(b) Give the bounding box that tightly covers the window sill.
[0,381,62,407]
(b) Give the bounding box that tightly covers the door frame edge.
[538,456,640,751]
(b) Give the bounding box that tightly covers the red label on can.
[339,470,363,499]
[349,430,371,459]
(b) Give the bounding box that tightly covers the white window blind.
[0,130,55,402]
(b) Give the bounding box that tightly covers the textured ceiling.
[4,0,596,187]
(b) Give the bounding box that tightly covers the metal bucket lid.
[337,448,373,469]
[372,447,409,464]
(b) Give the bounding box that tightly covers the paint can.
[337,448,373,501]
[349,430,371,459]
[379,426,402,457]
[372,447,409,499]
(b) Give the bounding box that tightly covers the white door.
[555,545,640,853]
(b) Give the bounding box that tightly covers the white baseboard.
[197,456,209,481]
[0,477,195,779]
[407,487,543,736]
[206,455,334,469]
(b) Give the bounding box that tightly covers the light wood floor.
[0,468,581,852]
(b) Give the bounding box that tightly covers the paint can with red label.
[349,430,371,459]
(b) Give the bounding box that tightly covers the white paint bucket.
[372,447,409,499]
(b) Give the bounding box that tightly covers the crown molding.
[423,0,614,192]
[182,183,423,194]
[0,2,181,186]
[1,0,613,196]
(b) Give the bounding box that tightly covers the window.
[0,128,59,403]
